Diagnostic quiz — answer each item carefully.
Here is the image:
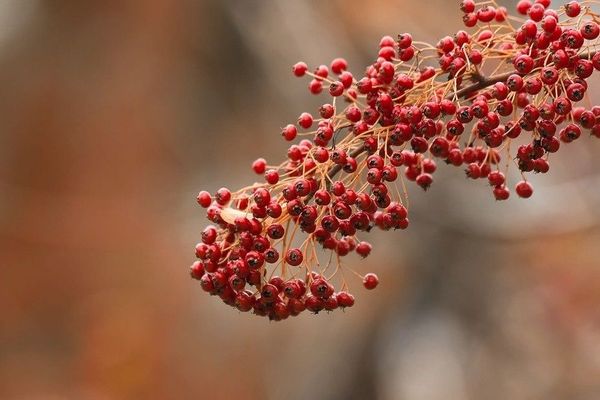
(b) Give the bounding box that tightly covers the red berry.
[281,124,297,141]
[196,191,211,208]
[329,81,344,97]
[493,185,510,200]
[379,46,396,61]
[488,171,505,186]
[260,283,279,303]
[339,71,353,88]
[190,261,205,280]
[252,158,267,174]
[566,83,586,102]
[565,1,581,18]
[265,169,279,184]
[463,13,477,27]
[297,112,313,129]
[379,35,395,48]
[285,248,303,266]
[314,64,329,79]
[477,7,496,23]
[581,21,599,40]
[253,188,271,207]
[201,226,217,244]
[199,274,215,292]
[541,15,557,33]
[513,54,534,74]
[363,273,379,290]
[235,291,255,312]
[397,33,412,48]
[314,189,331,206]
[337,291,355,308]
[229,275,245,291]
[245,251,264,269]
[515,181,534,198]
[266,202,282,218]
[310,278,334,299]
[534,159,550,173]
[305,296,324,313]
[527,3,545,21]
[319,103,335,119]
[330,57,348,74]
[324,296,338,311]
[416,173,433,190]
[215,188,231,205]
[460,0,475,13]
[356,241,372,258]
[516,0,532,15]
[465,163,481,179]
[292,61,308,77]
[308,79,323,94]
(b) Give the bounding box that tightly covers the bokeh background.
[1,0,600,399]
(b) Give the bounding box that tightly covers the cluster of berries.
[191,0,600,320]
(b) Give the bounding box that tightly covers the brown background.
[1,1,599,399]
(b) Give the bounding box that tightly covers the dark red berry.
[515,181,533,198]
[285,248,303,266]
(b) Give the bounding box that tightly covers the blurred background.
[1,0,600,399]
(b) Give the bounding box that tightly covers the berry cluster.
[191,0,600,320]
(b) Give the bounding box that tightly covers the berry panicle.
[191,0,600,320]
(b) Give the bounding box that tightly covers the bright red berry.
[330,57,348,74]
[264,169,279,184]
[292,61,308,77]
[516,0,532,15]
[252,158,267,174]
[460,0,475,13]
[488,171,505,186]
[281,124,297,141]
[196,191,211,208]
[337,291,355,308]
[356,241,372,258]
[565,1,581,18]
[363,273,379,290]
[493,185,510,200]
[215,188,231,205]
